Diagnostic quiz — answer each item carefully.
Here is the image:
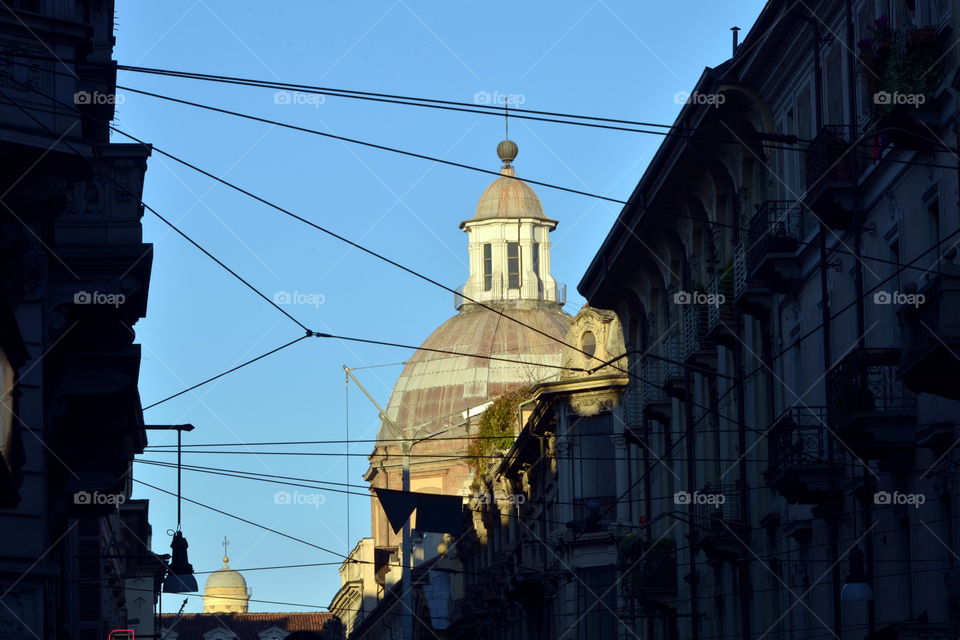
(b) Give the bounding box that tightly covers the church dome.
[206,564,247,590]
[472,167,550,222]
[468,140,553,223]
[377,303,571,442]
[203,555,250,613]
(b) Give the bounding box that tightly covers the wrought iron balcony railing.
[707,272,736,337]
[804,125,857,194]
[828,348,916,420]
[768,405,842,475]
[747,200,805,267]
[693,483,742,528]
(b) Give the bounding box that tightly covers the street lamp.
[841,545,874,601]
[144,424,199,594]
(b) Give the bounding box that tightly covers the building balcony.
[660,331,686,399]
[567,495,618,534]
[640,358,672,424]
[803,125,857,230]
[733,242,772,315]
[898,264,960,400]
[747,200,804,293]
[681,302,717,370]
[454,281,566,309]
[867,25,949,152]
[766,406,844,505]
[618,536,677,604]
[828,348,917,460]
[693,484,748,562]
[706,273,736,347]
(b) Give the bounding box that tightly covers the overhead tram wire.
[5,76,950,429]
[139,457,811,527]
[134,477,352,561]
[7,72,950,476]
[5,66,950,283]
[9,55,960,175]
[0,52,803,144]
[135,453,960,594]
[11,62,953,616]
[0,78,914,435]
[144,331,586,411]
[133,462,960,573]
[143,334,310,410]
[0,88,593,409]
[10,52,960,163]
[3,75,720,417]
[2,70,948,286]
[136,458,371,490]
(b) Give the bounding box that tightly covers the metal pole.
[177,429,182,528]
[401,443,412,640]
[344,367,413,640]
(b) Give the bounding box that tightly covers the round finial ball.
[497,139,518,165]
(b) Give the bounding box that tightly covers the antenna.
[504,96,509,140]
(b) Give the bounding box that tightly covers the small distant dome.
[497,139,518,166]
[203,555,250,613]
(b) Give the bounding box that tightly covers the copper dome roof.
[377,303,572,442]
[469,166,554,223]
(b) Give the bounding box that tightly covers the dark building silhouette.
[0,1,157,639]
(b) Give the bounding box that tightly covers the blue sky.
[115,0,767,614]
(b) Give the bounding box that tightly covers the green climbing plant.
[467,387,530,475]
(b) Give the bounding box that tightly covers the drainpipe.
[844,1,875,636]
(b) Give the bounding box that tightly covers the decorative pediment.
[557,306,629,416]
[257,627,289,640]
[560,306,627,380]
[203,628,237,640]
